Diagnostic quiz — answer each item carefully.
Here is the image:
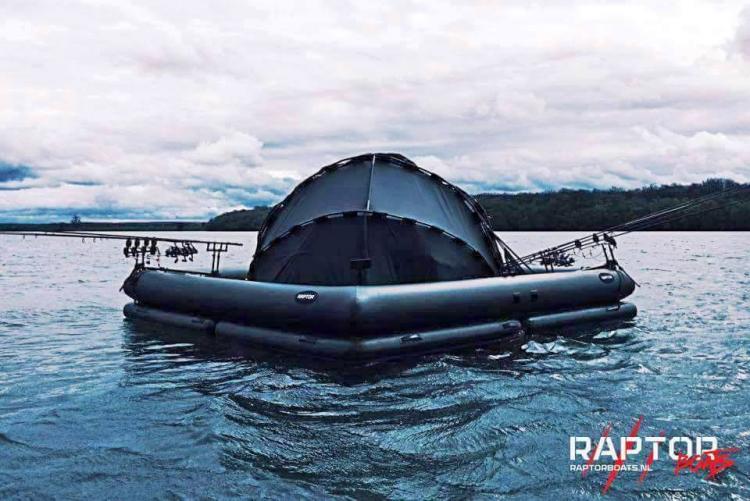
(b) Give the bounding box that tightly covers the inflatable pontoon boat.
[122,153,637,358]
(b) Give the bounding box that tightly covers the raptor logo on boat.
[599,272,615,283]
[295,291,318,304]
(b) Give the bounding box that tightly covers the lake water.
[0,232,748,499]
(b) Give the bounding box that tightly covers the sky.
[1,0,750,222]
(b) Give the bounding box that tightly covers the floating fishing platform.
[8,152,743,359]
[119,153,639,359]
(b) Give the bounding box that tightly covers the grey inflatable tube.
[122,301,636,358]
[524,302,637,331]
[123,268,636,338]
[123,302,215,334]
[215,319,523,358]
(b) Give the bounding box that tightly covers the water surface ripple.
[0,232,748,499]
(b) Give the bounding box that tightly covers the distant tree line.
[0,221,206,232]
[203,179,749,231]
[475,179,750,231]
[1,179,747,232]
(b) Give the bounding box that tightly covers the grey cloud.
[0,1,749,221]
[734,7,750,60]
[0,163,35,183]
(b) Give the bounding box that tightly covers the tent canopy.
[249,153,504,286]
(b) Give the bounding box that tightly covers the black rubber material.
[121,266,638,358]
[215,319,523,358]
[524,302,637,331]
[123,302,215,334]
[122,300,636,358]
[123,267,636,337]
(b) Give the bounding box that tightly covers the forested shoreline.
[2,179,747,232]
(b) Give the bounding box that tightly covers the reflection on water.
[1,232,749,499]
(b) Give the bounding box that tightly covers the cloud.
[190,132,263,166]
[0,163,35,183]
[0,1,749,221]
[734,7,750,60]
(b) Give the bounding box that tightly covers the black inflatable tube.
[122,302,523,357]
[123,302,215,334]
[123,268,636,337]
[214,319,523,358]
[122,301,637,358]
[524,302,637,331]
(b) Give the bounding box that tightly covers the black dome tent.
[249,153,511,286]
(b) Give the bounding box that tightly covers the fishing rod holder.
[1,230,243,276]
[206,242,230,275]
[601,244,619,269]
[125,239,229,274]
[123,237,236,274]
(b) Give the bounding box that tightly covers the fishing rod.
[517,184,750,269]
[524,186,749,265]
[0,230,244,274]
[611,192,750,236]
[605,184,747,233]
[601,185,750,236]
[561,186,746,253]
[0,230,243,246]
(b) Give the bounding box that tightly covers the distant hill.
[1,179,747,232]
[205,207,271,231]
